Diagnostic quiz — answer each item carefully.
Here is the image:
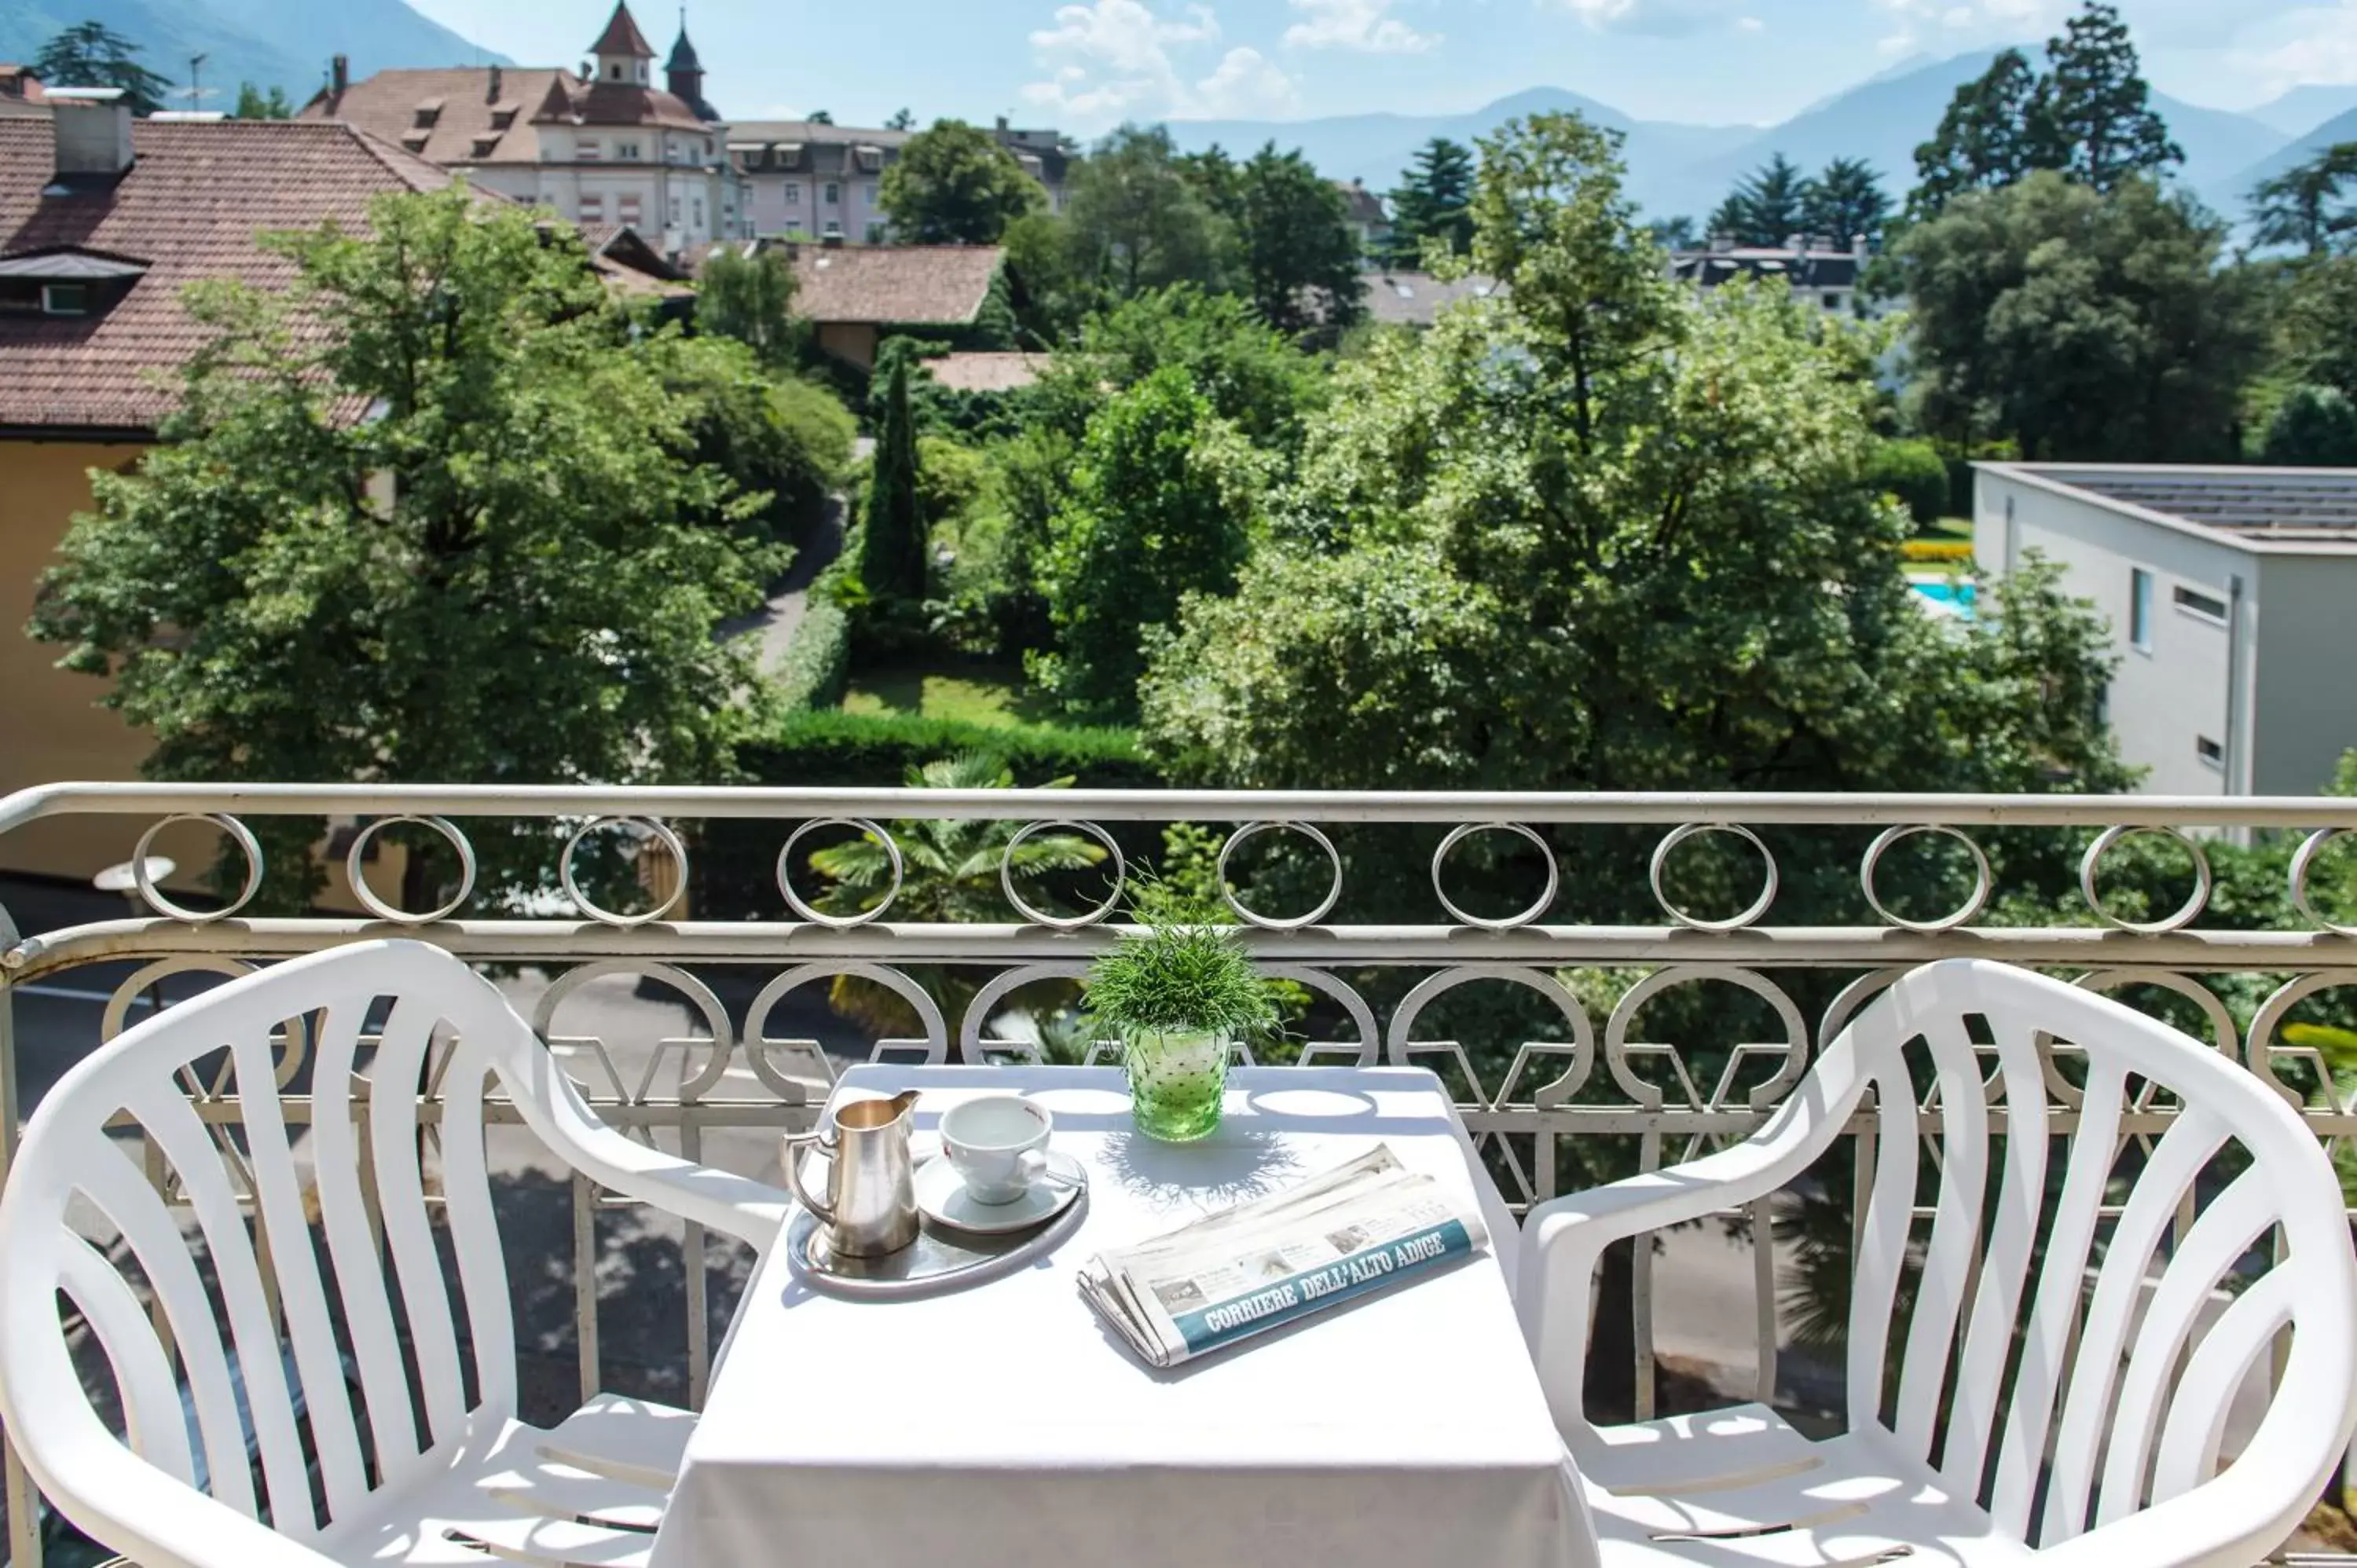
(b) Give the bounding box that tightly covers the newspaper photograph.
[1078,1145,1491,1368]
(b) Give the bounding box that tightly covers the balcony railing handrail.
[8,780,2357,830]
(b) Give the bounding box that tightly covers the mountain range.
[0,0,499,110]
[1164,49,2347,228]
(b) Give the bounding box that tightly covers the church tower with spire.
[665,9,719,121]
[587,0,655,86]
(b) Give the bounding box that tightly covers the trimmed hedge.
[773,595,851,711]
[745,707,1161,788]
[1864,438,1950,527]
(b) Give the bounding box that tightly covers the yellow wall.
[0,438,174,882]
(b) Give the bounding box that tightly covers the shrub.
[1864,438,1950,526]
[772,595,851,711]
[742,707,1159,788]
[1901,539,1974,563]
[2263,384,2357,467]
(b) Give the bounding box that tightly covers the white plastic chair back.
[1548,959,2357,1556]
[0,941,614,1550]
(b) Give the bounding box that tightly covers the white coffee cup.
[938,1095,1054,1205]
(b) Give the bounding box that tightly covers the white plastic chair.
[1520,958,2357,1568]
[0,939,790,1568]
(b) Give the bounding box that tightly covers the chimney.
[487,64,502,101]
[995,114,1009,134]
[1709,231,1735,254]
[1853,231,1869,261]
[43,88,134,186]
[1782,232,1803,255]
[331,53,348,97]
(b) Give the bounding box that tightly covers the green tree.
[885,107,915,131]
[2281,257,2357,399]
[1864,438,1950,526]
[1034,367,1266,719]
[2263,385,2357,465]
[807,109,834,125]
[1800,157,1889,246]
[1894,171,2262,461]
[2249,143,2357,258]
[27,188,776,907]
[859,357,929,603]
[1709,152,1807,245]
[233,81,293,119]
[879,119,1045,245]
[1057,285,1327,450]
[647,332,853,544]
[695,244,802,369]
[1911,48,2045,220]
[2035,0,2182,193]
[1233,143,1364,336]
[1385,137,1477,265]
[32,20,171,113]
[1648,215,1698,251]
[1061,124,1231,301]
[1142,109,2129,805]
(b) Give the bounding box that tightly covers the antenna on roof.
[177,53,214,112]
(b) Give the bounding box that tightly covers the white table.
[649,1065,1593,1568]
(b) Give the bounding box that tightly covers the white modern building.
[1975,463,2357,798]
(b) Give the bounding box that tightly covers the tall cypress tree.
[859,360,928,603]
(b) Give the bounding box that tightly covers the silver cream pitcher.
[783,1089,922,1256]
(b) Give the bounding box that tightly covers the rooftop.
[302,64,713,165]
[1982,463,2357,552]
[1363,270,1505,328]
[786,244,1004,326]
[925,350,1049,394]
[0,117,454,434]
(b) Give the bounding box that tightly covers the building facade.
[1669,233,1876,317]
[728,118,1069,244]
[301,2,747,255]
[1976,463,2357,800]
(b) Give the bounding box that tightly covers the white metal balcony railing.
[2,781,2357,1566]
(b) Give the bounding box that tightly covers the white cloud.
[1282,0,1441,53]
[1197,46,1302,112]
[1548,0,1772,38]
[1734,13,1765,30]
[1021,0,1298,126]
[2237,4,2357,91]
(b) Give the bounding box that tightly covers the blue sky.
[404,0,2357,130]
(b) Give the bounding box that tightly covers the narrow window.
[824,181,841,205]
[2129,568,2153,651]
[2197,736,2224,766]
[2174,584,2228,622]
[40,282,90,317]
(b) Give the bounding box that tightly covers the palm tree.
[2250,144,2357,258]
[805,752,1109,1035]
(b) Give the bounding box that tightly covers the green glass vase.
[1123,1027,1230,1141]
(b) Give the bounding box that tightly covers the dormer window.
[489,104,517,130]
[412,98,443,129]
[40,282,89,316]
[0,247,148,320]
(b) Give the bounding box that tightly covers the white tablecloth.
[648,1065,1594,1568]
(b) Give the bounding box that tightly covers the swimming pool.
[1911,580,1976,607]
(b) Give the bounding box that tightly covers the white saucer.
[914,1151,1086,1234]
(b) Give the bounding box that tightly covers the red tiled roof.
[0,118,456,433]
[0,66,45,103]
[588,2,656,60]
[787,244,1003,326]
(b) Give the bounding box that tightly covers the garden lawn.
[841,664,1064,729]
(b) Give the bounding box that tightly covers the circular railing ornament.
[1215,821,1343,931]
[999,819,1127,930]
[776,817,901,929]
[345,814,478,925]
[1859,824,1992,933]
[131,814,264,925]
[561,815,688,928]
[1648,822,1779,932]
[2078,825,2211,935]
[2290,828,2357,938]
[1430,821,1560,931]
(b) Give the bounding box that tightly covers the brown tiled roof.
[789,244,1003,325]
[588,2,656,60]
[300,65,712,166]
[1335,181,1387,225]
[302,67,564,165]
[0,66,45,103]
[0,118,456,433]
[925,351,1047,394]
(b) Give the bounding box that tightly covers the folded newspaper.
[1077,1145,1490,1368]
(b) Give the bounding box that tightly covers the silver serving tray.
[785,1180,1090,1299]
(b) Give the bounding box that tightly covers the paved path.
[718,493,845,672]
